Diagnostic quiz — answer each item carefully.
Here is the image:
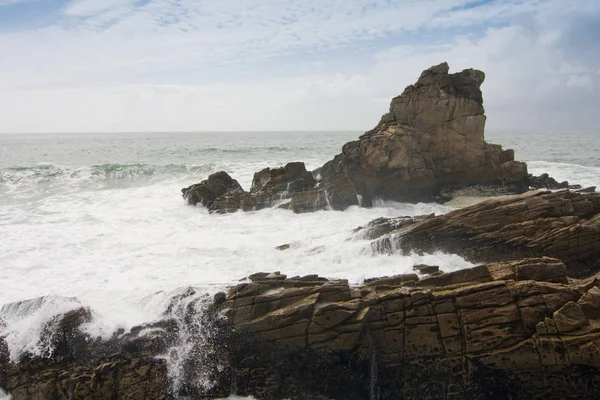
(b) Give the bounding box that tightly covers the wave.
[190,146,301,154]
[0,163,215,186]
[527,160,600,189]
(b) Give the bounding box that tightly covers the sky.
[0,0,598,133]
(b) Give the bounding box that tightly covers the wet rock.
[215,265,600,399]
[413,264,440,275]
[577,186,597,193]
[364,274,419,287]
[366,190,600,277]
[275,243,291,251]
[38,306,92,360]
[247,162,317,210]
[181,171,243,211]
[527,173,570,190]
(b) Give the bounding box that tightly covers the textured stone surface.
[218,262,600,399]
[363,190,600,277]
[0,292,231,400]
[181,171,244,212]
[182,162,317,213]
[314,62,529,210]
[4,260,600,399]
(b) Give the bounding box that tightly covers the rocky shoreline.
[2,189,600,399]
[1,64,599,399]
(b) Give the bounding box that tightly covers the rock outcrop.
[182,171,244,213]
[4,259,600,399]
[360,190,600,277]
[217,264,600,399]
[183,62,534,213]
[317,62,529,209]
[0,292,231,400]
[241,161,317,211]
[181,162,317,213]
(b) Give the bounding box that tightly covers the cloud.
[0,0,598,133]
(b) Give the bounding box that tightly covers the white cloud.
[64,0,140,17]
[0,0,599,133]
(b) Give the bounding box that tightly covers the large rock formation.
[317,62,528,209]
[182,63,532,213]
[360,190,600,278]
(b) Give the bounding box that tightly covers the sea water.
[0,130,598,381]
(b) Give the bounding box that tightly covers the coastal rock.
[366,190,600,277]
[242,161,317,211]
[527,173,570,190]
[182,162,318,213]
[216,264,600,399]
[181,171,243,211]
[182,63,540,214]
[0,308,177,400]
[315,62,529,210]
[4,260,600,399]
[0,292,232,400]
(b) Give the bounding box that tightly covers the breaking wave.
[0,163,220,200]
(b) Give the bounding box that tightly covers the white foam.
[0,174,471,359]
[0,388,11,400]
[528,161,600,189]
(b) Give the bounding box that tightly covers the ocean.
[1,130,599,390]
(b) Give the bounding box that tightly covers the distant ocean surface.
[0,130,599,389]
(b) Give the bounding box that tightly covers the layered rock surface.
[360,190,600,277]
[219,264,600,399]
[318,62,528,209]
[4,258,600,399]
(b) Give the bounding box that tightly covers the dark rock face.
[0,291,232,400]
[218,265,600,399]
[316,62,529,210]
[181,171,244,213]
[363,190,600,277]
[527,173,571,190]
[182,162,317,213]
[0,311,174,399]
[242,161,317,211]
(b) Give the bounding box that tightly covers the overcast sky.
[0,0,598,133]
